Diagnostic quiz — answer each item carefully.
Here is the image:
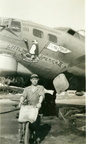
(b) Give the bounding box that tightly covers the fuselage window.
[48,34,57,43]
[33,29,43,38]
[11,20,21,32]
[67,29,75,35]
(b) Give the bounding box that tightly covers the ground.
[0,97,85,144]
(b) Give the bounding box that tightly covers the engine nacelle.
[0,54,17,75]
[0,54,32,76]
[53,73,69,94]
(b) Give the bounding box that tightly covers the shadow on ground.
[36,123,51,142]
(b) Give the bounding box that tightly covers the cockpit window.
[11,20,21,32]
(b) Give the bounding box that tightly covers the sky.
[0,0,85,30]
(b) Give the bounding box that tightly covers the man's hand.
[36,103,41,109]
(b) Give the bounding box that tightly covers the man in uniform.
[19,74,45,144]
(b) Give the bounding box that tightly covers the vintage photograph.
[0,0,85,144]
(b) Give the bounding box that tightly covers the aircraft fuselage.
[0,18,85,79]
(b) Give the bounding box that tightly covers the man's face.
[30,78,39,86]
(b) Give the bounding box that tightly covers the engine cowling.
[0,54,17,75]
[0,54,32,76]
[53,73,69,94]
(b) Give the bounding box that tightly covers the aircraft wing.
[55,90,85,107]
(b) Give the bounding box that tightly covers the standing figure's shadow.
[30,119,51,144]
[37,123,51,142]
[29,115,51,143]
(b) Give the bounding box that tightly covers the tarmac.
[0,98,86,144]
